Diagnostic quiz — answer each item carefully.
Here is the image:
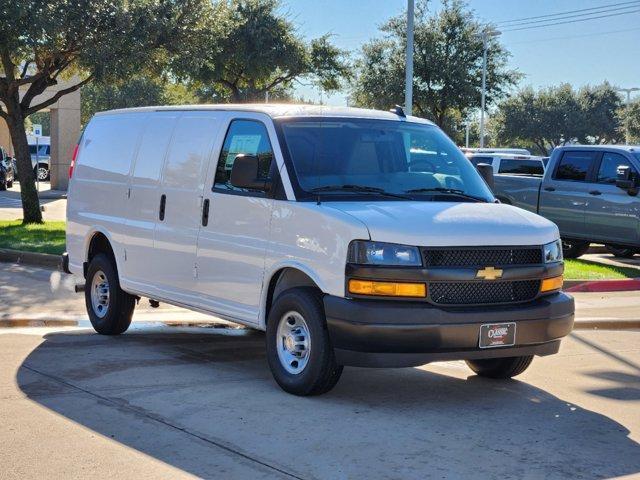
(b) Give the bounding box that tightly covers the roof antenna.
[390,105,406,117]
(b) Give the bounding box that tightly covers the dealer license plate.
[479,322,516,348]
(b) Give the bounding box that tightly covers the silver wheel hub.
[90,270,110,318]
[37,167,48,181]
[276,311,311,375]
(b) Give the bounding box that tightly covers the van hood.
[325,201,559,247]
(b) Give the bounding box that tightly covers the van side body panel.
[260,201,370,327]
[66,113,146,274]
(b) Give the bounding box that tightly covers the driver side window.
[597,152,633,184]
[214,120,273,193]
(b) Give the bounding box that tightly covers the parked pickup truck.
[493,145,640,258]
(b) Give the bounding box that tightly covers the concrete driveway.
[2,323,639,479]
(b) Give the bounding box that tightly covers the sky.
[281,0,640,106]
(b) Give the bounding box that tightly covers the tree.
[0,0,207,223]
[577,82,622,144]
[350,0,519,136]
[174,0,351,103]
[494,83,623,154]
[81,76,197,125]
[617,98,640,144]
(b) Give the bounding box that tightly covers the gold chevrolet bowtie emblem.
[476,266,503,280]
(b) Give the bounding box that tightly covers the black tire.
[266,287,343,396]
[605,245,637,258]
[85,253,135,335]
[561,239,590,259]
[6,180,12,188]
[466,355,534,379]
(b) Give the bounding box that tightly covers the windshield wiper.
[310,184,410,200]
[404,187,488,203]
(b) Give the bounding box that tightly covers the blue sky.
[282,0,640,106]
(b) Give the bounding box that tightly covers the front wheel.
[562,239,590,259]
[266,287,343,396]
[85,253,135,335]
[466,355,534,379]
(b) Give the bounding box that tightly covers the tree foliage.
[618,98,640,144]
[494,83,623,154]
[81,76,197,125]
[351,0,519,136]
[174,0,351,102]
[0,0,207,222]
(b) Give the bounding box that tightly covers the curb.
[564,278,640,292]
[0,248,62,270]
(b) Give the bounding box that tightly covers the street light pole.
[405,0,415,116]
[479,28,500,148]
[616,87,640,145]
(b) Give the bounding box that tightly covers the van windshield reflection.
[277,118,494,202]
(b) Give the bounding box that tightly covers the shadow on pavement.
[17,327,640,479]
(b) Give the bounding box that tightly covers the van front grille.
[429,280,541,305]
[422,247,542,267]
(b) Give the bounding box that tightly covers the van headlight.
[348,240,422,266]
[543,240,563,263]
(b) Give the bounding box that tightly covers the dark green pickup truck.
[492,145,640,259]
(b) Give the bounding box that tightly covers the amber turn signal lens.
[348,279,427,297]
[541,275,563,292]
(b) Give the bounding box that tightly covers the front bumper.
[324,292,574,367]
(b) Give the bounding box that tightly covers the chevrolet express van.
[66,105,574,395]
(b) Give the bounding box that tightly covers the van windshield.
[277,118,494,202]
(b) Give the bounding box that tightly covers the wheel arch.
[261,264,325,329]
[83,228,118,278]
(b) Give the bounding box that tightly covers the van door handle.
[543,186,555,192]
[589,190,602,196]
[202,198,210,226]
[159,194,166,221]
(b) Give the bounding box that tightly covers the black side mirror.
[230,154,271,192]
[475,163,494,192]
[616,165,637,194]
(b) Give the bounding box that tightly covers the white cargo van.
[66,105,574,395]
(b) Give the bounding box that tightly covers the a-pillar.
[50,90,81,191]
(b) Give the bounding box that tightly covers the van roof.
[95,103,435,125]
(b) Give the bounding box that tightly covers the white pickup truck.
[65,104,574,395]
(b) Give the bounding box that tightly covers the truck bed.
[493,174,542,213]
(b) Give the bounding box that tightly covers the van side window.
[597,152,633,184]
[554,151,596,182]
[214,120,273,193]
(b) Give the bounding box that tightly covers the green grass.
[0,220,66,255]
[564,258,640,280]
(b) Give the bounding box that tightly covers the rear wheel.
[605,245,637,258]
[266,287,343,396]
[6,179,12,188]
[85,253,135,335]
[466,355,534,379]
[561,239,590,259]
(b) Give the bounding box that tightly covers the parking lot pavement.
[1,323,639,479]
[0,182,67,221]
[0,262,216,323]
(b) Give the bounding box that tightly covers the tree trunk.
[4,101,42,224]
